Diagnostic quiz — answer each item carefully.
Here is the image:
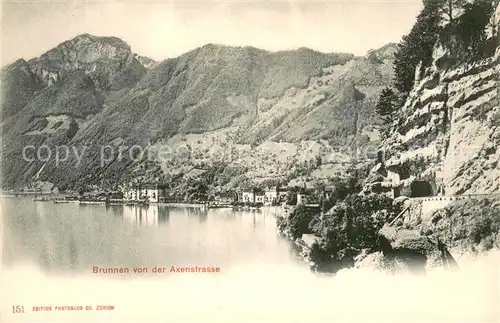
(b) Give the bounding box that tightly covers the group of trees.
[281,204,318,239]
[310,194,399,267]
[276,162,399,272]
[278,190,400,271]
[394,0,446,95]
[320,163,374,212]
[375,87,399,136]
[376,0,498,134]
[452,0,498,58]
[280,162,377,235]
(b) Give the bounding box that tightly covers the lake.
[2,197,498,323]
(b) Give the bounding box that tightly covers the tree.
[286,205,316,239]
[344,162,372,194]
[490,1,500,38]
[437,0,467,24]
[375,87,398,124]
[286,186,300,205]
[310,194,398,264]
[315,155,322,168]
[394,0,498,94]
[394,0,443,95]
[455,0,496,58]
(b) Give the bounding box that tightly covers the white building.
[297,193,309,205]
[124,189,134,200]
[124,187,143,201]
[124,185,162,203]
[214,193,235,205]
[264,187,278,205]
[242,191,255,203]
[145,188,160,203]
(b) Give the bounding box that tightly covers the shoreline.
[276,219,317,270]
[0,196,264,209]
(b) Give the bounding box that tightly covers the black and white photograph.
[1,0,499,322]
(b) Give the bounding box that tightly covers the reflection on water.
[2,197,299,275]
[2,197,499,323]
[121,205,210,226]
[122,205,159,227]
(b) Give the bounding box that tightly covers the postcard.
[2,0,499,322]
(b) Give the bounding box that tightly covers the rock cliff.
[276,0,500,275]
[369,39,499,197]
[357,1,500,272]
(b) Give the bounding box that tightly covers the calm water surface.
[2,197,301,274]
[2,197,498,323]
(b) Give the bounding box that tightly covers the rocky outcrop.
[0,59,44,119]
[419,197,500,259]
[359,2,500,274]
[27,34,152,90]
[378,225,455,272]
[134,54,157,69]
[375,195,500,272]
[370,44,499,197]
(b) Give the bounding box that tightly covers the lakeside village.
[7,182,327,211]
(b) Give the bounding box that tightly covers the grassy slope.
[1,37,395,190]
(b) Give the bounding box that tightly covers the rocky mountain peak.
[366,43,398,62]
[26,33,151,90]
[1,59,31,78]
[32,33,132,67]
[71,33,131,49]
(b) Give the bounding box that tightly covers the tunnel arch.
[410,180,435,198]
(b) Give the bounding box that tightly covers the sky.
[1,0,423,66]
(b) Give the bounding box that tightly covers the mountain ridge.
[1,33,397,191]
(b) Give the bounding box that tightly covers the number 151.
[12,305,25,313]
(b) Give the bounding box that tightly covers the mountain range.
[0,33,396,192]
